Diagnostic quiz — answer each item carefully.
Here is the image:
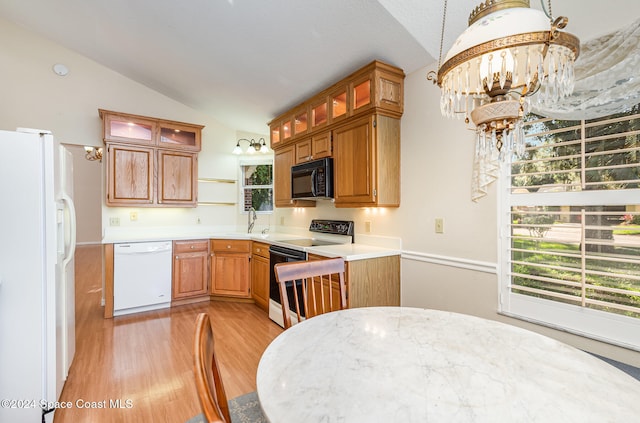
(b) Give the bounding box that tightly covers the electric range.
[268,219,354,327]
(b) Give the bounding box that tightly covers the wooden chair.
[193,313,231,423]
[193,313,267,423]
[274,257,347,329]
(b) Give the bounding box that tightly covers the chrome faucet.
[247,206,257,233]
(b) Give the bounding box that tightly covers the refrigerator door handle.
[60,193,76,267]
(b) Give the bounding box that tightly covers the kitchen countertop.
[101,228,400,261]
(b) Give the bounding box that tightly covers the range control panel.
[309,219,355,241]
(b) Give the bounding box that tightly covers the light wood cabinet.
[210,240,251,298]
[158,121,201,151]
[106,144,155,206]
[251,242,270,312]
[333,114,400,207]
[268,61,403,149]
[306,253,401,311]
[100,109,203,151]
[268,61,403,208]
[101,112,156,146]
[295,131,332,164]
[346,255,400,308]
[293,107,310,137]
[274,145,315,208]
[100,109,203,208]
[172,240,209,300]
[157,150,197,206]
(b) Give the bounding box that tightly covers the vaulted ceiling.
[1,0,637,133]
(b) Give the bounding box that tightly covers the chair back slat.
[274,257,347,329]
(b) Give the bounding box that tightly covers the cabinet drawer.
[252,242,270,258]
[173,239,209,254]
[211,239,251,253]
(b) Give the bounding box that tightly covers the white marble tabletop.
[256,307,640,422]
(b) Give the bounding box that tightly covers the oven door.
[269,245,306,327]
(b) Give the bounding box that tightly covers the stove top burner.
[279,239,342,247]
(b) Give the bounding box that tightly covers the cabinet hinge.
[373,120,377,128]
[373,189,377,197]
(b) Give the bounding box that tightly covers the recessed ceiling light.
[52,63,69,76]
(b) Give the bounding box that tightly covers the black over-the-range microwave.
[291,157,334,200]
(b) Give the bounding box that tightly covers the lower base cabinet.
[210,240,251,298]
[251,242,270,311]
[103,239,400,319]
[172,240,209,300]
[346,255,400,308]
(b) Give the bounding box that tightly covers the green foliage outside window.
[242,163,273,212]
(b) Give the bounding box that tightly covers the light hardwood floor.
[56,245,283,423]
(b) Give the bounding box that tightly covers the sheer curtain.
[471,18,640,202]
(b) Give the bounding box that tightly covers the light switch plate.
[435,218,444,234]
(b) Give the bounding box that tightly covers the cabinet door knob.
[190,245,195,249]
[227,245,231,249]
[175,255,179,260]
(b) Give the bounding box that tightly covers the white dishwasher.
[113,241,172,316]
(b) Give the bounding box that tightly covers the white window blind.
[500,106,640,350]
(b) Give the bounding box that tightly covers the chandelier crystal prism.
[433,0,580,158]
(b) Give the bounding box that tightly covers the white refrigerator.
[0,129,77,422]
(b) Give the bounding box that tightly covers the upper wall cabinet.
[100,109,204,207]
[268,60,404,208]
[99,109,203,152]
[267,60,404,149]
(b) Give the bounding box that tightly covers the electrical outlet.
[197,216,201,224]
[435,218,444,234]
[109,217,120,226]
[365,221,372,233]
[129,212,138,221]
[280,216,285,225]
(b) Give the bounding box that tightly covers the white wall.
[0,17,251,243]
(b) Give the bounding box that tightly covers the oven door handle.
[270,250,306,261]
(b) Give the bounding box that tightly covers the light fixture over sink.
[233,137,270,155]
[428,0,580,158]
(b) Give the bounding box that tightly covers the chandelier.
[428,0,580,158]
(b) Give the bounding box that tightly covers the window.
[241,161,273,212]
[499,105,640,349]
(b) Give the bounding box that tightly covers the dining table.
[256,306,640,422]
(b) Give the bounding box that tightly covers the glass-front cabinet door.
[103,113,156,145]
[281,118,292,142]
[352,77,372,114]
[311,99,328,129]
[270,123,281,147]
[330,87,348,124]
[158,122,201,151]
[294,108,309,137]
